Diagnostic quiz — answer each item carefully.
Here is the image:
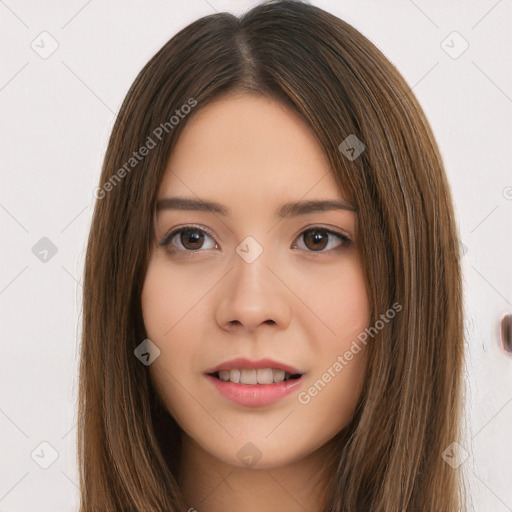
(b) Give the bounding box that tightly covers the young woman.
[79,1,467,510]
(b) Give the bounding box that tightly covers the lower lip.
[205,374,304,407]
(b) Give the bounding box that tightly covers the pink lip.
[205,357,303,375]
[205,374,304,407]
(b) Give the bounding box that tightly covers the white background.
[1,1,511,510]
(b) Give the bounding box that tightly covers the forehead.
[159,93,346,205]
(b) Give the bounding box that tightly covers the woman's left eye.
[159,226,351,254]
[292,227,352,252]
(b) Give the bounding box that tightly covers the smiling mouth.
[208,368,303,385]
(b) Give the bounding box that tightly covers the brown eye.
[294,227,351,253]
[160,227,218,252]
[179,228,205,250]
[303,228,330,251]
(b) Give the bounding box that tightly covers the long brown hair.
[78,1,467,510]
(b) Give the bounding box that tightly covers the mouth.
[208,368,303,385]
[204,357,306,407]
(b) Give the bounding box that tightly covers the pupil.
[182,229,204,250]
[305,229,327,251]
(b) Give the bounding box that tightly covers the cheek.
[141,258,207,413]
[302,258,369,409]
[308,347,368,434]
[141,256,200,338]
[317,260,370,339]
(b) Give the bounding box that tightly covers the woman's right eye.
[160,226,218,253]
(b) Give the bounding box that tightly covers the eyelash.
[159,224,352,256]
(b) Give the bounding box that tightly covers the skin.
[141,93,370,511]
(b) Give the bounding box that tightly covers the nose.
[215,244,292,334]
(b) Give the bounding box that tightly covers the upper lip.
[205,357,304,376]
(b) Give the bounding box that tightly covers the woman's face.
[141,93,370,469]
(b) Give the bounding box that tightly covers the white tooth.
[272,369,285,383]
[229,369,240,383]
[256,368,274,385]
[219,370,230,382]
[240,368,257,384]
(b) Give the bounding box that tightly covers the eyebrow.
[156,196,356,217]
